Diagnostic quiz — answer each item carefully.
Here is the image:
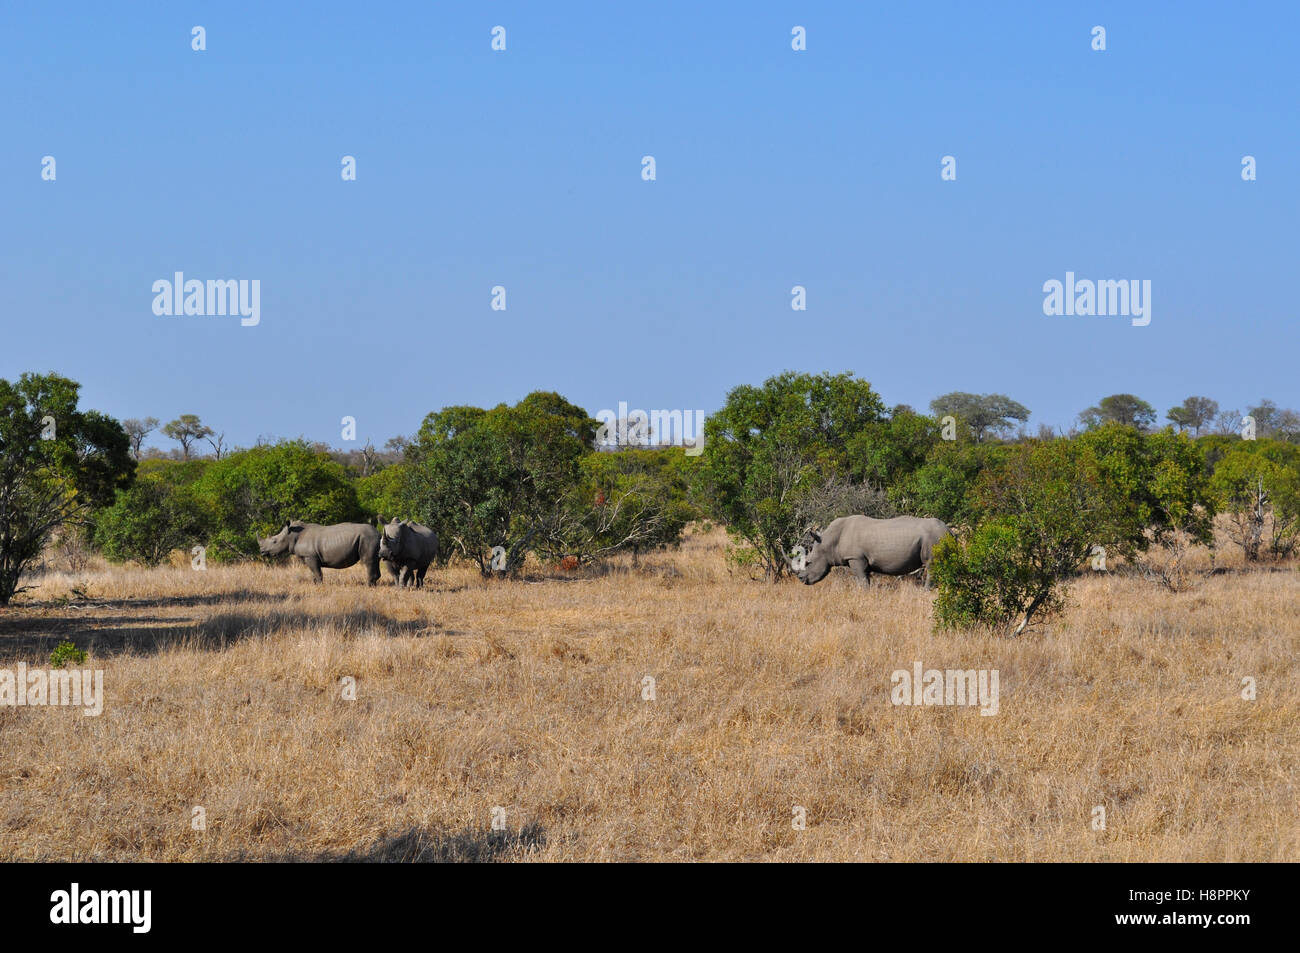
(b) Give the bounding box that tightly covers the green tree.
[191,441,363,559]
[887,437,1013,527]
[162,414,214,460]
[1142,429,1217,544]
[535,448,697,564]
[357,462,410,521]
[1209,440,1300,560]
[403,393,596,574]
[700,371,887,578]
[94,474,204,565]
[928,392,1031,442]
[848,408,941,487]
[1079,394,1157,431]
[933,439,1133,636]
[1166,396,1218,436]
[1074,424,1215,557]
[0,372,133,604]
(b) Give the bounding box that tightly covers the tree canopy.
[0,372,133,603]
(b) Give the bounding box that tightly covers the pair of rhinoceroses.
[257,519,438,588]
[257,514,953,590]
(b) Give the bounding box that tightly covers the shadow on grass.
[250,824,548,863]
[0,606,435,662]
[193,609,430,650]
[14,591,293,612]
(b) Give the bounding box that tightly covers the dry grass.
[1,526,1296,862]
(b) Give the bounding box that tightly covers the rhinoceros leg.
[300,554,324,583]
[847,557,870,587]
[413,565,427,589]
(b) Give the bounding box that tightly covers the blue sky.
[3,1,1296,450]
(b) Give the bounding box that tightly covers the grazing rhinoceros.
[795,515,953,588]
[257,520,381,585]
[378,518,438,589]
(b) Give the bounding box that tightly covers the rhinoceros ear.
[811,531,822,544]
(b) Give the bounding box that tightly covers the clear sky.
[3,2,1296,450]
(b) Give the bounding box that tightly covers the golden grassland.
[0,526,1296,862]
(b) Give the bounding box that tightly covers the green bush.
[93,442,364,563]
[847,409,941,487]
[0,373,133,605]
[533,448,697,563]
[192,441,365,560]
[700,371,887,578]
[934,439,1136,636]
[357,463,409,521]
[931,522,1054,635]
[891,441,1013,527]
[402,393,596,574]
[95,475,204,565]
[49,640,87,668]
[1209,439,1300,560]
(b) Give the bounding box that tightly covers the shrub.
[403,394,596,575]
[700,371,887,579]
[191,441,364,560]
[934,439,1135,636]
[0,373,133,605]
[1209,439,1300,561]
[49,641,87,668]
[95,475,204,566]
[533,448,696,564]
[357,463,409,521]
[931,521,1051,635]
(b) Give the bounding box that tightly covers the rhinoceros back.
[297,522,381,569]
[832,515,950,576]
[405,523,438,564]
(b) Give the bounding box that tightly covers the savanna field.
[1,525,1295,862]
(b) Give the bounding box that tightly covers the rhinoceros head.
[379,518,407,560]
[258,520,303,556]
[796,529,833,585]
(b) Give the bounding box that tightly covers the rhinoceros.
[257,520,381,585]
[378,518,438,589]
[795,515,953,588]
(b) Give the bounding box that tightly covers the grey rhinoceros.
[257,520,381,585]
[795,515,953,588]
[378,518,438,589]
